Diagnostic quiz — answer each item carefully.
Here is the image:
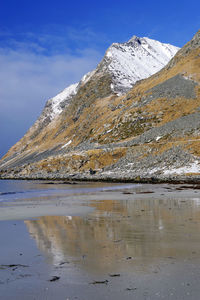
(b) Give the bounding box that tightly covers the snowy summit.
[38,35,179,123]
[103,36,179,94]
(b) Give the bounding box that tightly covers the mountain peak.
[43,35,179,123]
[103,35,179,94]
[127,35,142,44]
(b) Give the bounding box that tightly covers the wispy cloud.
[0,47,101,110]
[0,28,104,157]
[0,25,110,55]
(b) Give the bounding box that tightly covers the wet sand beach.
[1,180,200,299]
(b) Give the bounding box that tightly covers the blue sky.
[1,0,200,158]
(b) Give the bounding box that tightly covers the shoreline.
[1,174,200,184]
[0,180,200,221]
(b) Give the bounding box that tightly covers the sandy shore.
[1,182,200,299]
[0,183,200,221]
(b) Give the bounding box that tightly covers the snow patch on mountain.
[48,70,95,121]
[79,70,95,86]
[61,140,72,148]
[104,36,179,94]
[50,82,79,120]
[163,161,200,175]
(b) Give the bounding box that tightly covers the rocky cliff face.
[1,32,200,182]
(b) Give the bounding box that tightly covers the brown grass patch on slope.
[35,147,127,173]
[81,148,127,170]
[184,139,200,156]
[145,96,200,126]
[147,136,200,157]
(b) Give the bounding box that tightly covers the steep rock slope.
[0,36,178,169]
[2,31,200,182]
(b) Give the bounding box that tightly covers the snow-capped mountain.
[103,36,179,94]
[1,30,200,182]
[43,36,179,123]
[3,31,194,181]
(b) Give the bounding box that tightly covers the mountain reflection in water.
[25,197,200,274]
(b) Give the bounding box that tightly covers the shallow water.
[1,180,200,299]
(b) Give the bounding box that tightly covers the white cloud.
[0,44,102,157]
[0,47,101,105]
